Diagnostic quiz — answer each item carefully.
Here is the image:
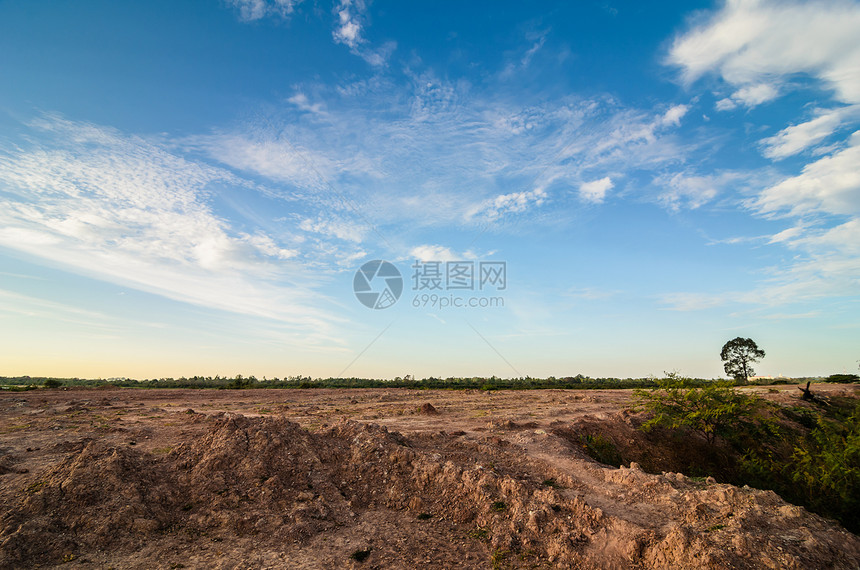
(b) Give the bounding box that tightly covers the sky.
[1,0,859,380]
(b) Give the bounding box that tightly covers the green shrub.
[579,434,624,466]
[741,399,860,532]
[634,375,760,445]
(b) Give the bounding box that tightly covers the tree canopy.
[721,337,765,385]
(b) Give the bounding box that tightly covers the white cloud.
[229,0,301,21]
[727,83,779,109]
[656,171,743,212]
[668,0,860,105]
[661,104,689,127]
[521,34,547,67]
[0,116,342,340]
[761,106,859,159]
[768,224,805,244]
[715,97,738,111]
[299,215,366,242]
[666,0,860,312]
[579,177,613,204]
[331,0,395,66]
[410,245,460,262]
[755,131,860,217]
[333,0,364,49]
[288,93,327,116]
[466,188,547,222]
[192,134,336,193]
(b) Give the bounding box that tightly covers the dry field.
[1,384,859,569]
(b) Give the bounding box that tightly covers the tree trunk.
[799,381,815,402]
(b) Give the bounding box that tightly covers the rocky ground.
[1,384,858,569]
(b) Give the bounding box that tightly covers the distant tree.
[721,337,765,385]
[827,374,859,384]
[43,378,62,389]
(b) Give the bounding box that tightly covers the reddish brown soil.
[1,384,858,569]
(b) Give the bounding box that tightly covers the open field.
[2,384,859,569]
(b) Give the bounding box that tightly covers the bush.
[634,374,760,445]
[579,434,624,466]
[43,379,62,389]
[741,400,860,532]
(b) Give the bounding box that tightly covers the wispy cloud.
[228,0,302,22]
[409,244,465,262]
[655,170,747,212]
[195,80,692,240]
[0,115,344,343]
[330,0,395,66]
[760,105,860,159]
[332,0,365,49]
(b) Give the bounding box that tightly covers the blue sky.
[1,0,859,380]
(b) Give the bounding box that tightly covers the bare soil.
[1,384,858,569]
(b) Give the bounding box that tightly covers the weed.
[491,549,507,569]
[491,501,507,511]
[469,527,489,540]
[579,434,624,466]
[417,512,433,520]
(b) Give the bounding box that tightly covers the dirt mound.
[1,412,859,568]
[419,403,440,415]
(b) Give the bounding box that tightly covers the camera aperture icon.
[353,260,403,309]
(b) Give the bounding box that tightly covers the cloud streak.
[0,116,344,344]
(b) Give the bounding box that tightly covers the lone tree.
[720,337,765,385]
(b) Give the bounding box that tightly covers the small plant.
[350,548,372,562]
[491,549,507,570]
[491,501,507,511]
[579,434,624,466]
[417,512,433,520]
[25,480,45,495]
[469,527,489,540]
[542,478,557,487]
